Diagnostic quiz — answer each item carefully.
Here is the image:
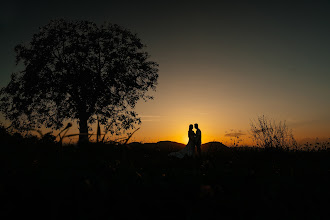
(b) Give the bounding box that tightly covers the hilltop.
[128,140,229,152]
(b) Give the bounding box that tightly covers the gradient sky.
[1,0,330,145]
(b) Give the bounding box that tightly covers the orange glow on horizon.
[2,113,328,147]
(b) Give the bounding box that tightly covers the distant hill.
[128,141,185,151]
[156,141,186,151]
[202,141,230,152]
[128,141,229,152]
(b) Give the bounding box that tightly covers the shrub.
[250,115,297,149]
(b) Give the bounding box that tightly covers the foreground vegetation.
[0,123,330,219]
[1,129,330,219]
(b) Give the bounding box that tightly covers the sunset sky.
[1,1,329,145]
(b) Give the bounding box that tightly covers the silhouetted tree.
[0,19,158,144]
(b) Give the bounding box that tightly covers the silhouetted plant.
[57,122,72,145]
[0,123,12,143]
[224,129,245,147]
[0,19,158,144]
[1,122,58,145]
[39,132,57,145]
[302,138,330,151]
[250,115,297,149]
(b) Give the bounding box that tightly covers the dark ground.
[0,139,329,220]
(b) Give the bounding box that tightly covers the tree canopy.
[0,19,159,143]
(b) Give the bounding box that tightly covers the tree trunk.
[78,114,89,144]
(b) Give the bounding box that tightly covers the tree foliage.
[0,19,158,143]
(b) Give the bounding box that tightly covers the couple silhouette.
[169,123,202,159]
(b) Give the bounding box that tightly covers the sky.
[1,0,330,145]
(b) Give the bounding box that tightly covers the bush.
[250,115,297,149]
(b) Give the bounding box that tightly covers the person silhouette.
[168,124,195,158]
[194,123,202,158]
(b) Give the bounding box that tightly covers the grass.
[0,136,330,219]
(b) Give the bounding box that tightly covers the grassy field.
[1,137,330,219]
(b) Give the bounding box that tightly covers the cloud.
[224,132,246,138]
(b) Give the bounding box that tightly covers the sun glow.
[182,135,189,145]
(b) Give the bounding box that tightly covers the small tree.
[250,115,297,149]
[0,19,158,144]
